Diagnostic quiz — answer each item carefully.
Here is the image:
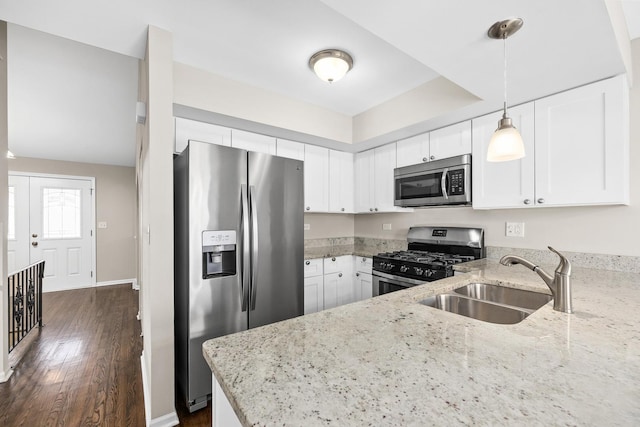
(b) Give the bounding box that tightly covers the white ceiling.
[1,0,639,167]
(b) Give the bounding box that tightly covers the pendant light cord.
[503,34,508,116]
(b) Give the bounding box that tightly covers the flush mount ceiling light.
[486,18,525,162]
[309,49,353,83]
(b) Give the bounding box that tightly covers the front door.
[8,174,95,292]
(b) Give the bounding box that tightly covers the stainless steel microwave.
[394,154,471,207]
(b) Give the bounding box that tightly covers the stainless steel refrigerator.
[174,140,304,412]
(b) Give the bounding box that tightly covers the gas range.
[372,226,485,295]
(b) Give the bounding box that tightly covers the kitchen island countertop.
[203,259,640,426]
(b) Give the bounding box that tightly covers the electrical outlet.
[303,224,311,231]
[98,221,108,229]
[382,223,392,231]
[505,222,525,237]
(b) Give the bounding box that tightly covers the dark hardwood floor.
[0,284,211,426]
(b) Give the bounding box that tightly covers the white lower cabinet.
[303,256,371,314]
[303,259,324,315]
[354,257,373,300]
[323,256,353,308]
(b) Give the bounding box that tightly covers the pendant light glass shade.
[487,116,525,161]
[309,49,353,83]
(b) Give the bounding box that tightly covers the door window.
[42,188,82,239]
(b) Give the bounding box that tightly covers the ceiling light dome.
[309,49,353,83]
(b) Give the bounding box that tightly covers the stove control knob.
[426,270,434,277]
[400,265,409,273]
[387,263,395,271]
[414,267,424,275]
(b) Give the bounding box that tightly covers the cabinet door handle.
[537,198,545,204]
[306,206,310,211]
[422,157,428,162]
[356,273,360,277]
[523,199,531,205]
[331,257,336,262]
[430,155,435,160]
[341,208,345,212]
[338,273,342,278]
[374,208,378,212]
[369,208,373,212]
[305,260,310,265]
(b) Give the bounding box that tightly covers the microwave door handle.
[441,168,449,199]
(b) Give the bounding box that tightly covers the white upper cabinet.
[429,121,472,161]
[373,144,399,212]
[175,118,231,153]
[396,133,430,168]
[304,145,330,212]
[276,139,305,161]
[534,75,629,206]
[231,130,277,155]
[354,150,375,213]
[473,75,629,209]
[472,102,535,209]
[355,144,408,213]
[329,150,354,213]
[396,121,471,168]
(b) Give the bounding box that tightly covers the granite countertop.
[203,259,640,426]
[304,246,374,260]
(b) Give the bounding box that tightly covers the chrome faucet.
[500,247,573,314]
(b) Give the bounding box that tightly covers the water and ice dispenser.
[202,230,237,278]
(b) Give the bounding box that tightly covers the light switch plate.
[382,223,392,231]
[506,222,525,237]
[303,224,311,230]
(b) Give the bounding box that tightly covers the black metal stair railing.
[8,261,45,353]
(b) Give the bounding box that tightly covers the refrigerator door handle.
[249,185,258,311]
[240,184,250,311]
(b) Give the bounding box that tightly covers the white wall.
[173,62,353,144]
[353,40,640,258]
[352,77,480,144]
[0,21,10,382]
[139,25,178,426]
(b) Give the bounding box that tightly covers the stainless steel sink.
[419,283,552,324]
[453,283,552,311]
[420,294,530,325]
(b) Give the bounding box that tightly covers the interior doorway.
[8,173,96,292]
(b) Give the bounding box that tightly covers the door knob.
[32,241,38,247]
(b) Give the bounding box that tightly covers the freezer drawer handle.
[250,185,259,311]
[240,185,250,311]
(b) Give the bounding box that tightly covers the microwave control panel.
[448,169,465,195]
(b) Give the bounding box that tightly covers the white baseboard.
[0,368,14,383]
[132,278,139,290]
[96,278,138,288]
[141,353,179,427]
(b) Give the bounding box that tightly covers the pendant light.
[487,18,525,162]
[309,49,353,83]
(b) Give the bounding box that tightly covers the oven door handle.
[373,270,428,286]
[441,168,449,200]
